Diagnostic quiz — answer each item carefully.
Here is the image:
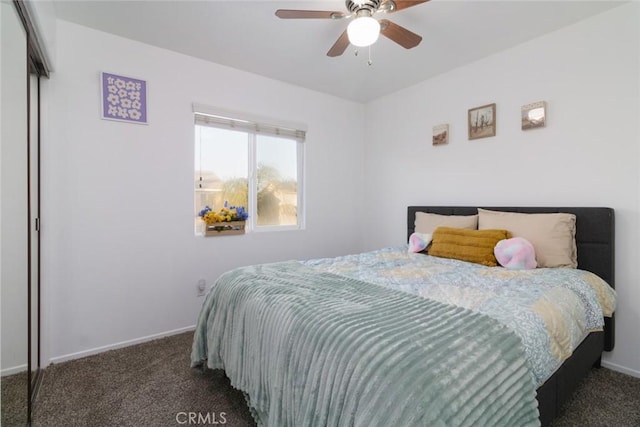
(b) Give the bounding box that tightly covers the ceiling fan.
[275,1,429,57]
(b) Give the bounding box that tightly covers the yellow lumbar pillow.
[428,226,512,266]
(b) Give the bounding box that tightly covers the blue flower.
[234,206,249,220]
[198,206,212,217]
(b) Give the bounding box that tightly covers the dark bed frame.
[407,206,615,426]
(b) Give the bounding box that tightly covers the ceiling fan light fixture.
[347,16,380,47]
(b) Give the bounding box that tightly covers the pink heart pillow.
[494,237,537,270]
[408,232,432,253]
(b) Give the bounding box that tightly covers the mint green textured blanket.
[191,261,540,426]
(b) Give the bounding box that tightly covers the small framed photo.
[432,124,449,146]
[468,103,496,140]
[521,101,546,130]
[101,72,148,125]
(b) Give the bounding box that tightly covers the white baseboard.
[47,325,196,366]
[602,360,640,378]
[1,364,28,377]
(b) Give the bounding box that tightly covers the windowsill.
[194,225,305,237]
[251,225,304,233]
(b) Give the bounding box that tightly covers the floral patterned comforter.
[303,246,616,385]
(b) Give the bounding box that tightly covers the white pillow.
[478,209,577,268]
[415,212,478,234]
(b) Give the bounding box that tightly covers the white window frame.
[193,104,306,232]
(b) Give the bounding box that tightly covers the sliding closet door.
[29,72,41,403]
[0,1,29,426]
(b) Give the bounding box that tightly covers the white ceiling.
[52,0,626,103]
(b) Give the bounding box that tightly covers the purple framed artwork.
[101,72,148,124]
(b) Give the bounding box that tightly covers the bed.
[191,206,616,426]
[406,207,616,425]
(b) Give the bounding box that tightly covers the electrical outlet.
[197,279,206,296]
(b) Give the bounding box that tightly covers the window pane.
[195,126,248,216]
[256,135,298,226]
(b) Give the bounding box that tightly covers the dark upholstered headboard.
[407,206,615,350]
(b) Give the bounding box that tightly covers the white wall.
[363,3,640,377]
[42,20,365,364]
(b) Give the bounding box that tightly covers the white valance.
[193,103,306,142]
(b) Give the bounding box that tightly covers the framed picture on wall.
[101,72,148,125]
[432,124,449,145]
[468,103,496,140]
[521,101,546,130]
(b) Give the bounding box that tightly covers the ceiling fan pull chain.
[368,45,373,66]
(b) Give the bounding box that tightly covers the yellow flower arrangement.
[198,204,248,225]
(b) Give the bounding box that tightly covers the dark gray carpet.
[30,331,640,427]
[32,332,255,427]
[1,371,28,426]
[550,366,640,427]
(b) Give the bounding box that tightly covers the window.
[194,106,305,233]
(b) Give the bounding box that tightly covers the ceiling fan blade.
[327,30,350,57]
[275,9,345,19]
[384,1,430,13]
[379,19,422,49]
